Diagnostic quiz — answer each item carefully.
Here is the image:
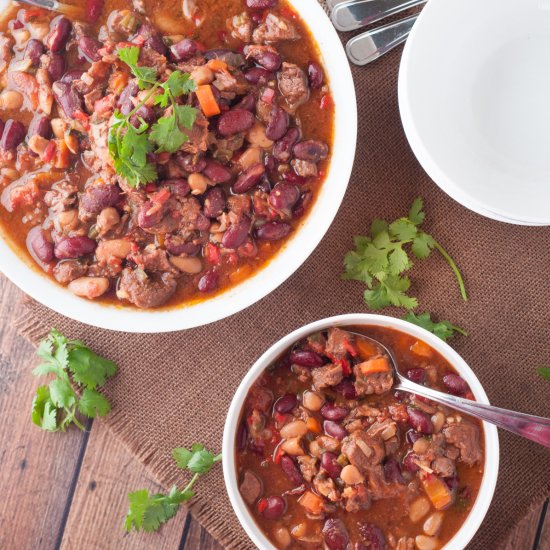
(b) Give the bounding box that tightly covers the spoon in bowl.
[344,329,550,448]
[18,0,84,19]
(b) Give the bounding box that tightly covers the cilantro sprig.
[109,46,198,188]
[404,312,467,342]
[125,444,222,532]
[343,198,468,310]
[31,329,117,432]
[537,367,550,381]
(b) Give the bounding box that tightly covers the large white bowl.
[0,0,357,332]
[399,0,550,225]
[223,314,499,550]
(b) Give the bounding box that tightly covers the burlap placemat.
[13,4,550,548]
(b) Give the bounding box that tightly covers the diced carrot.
[207,59,228,72]
[53,139,70,169]
[306,417,321,434]
[359,357,391,375]
[355,338,378,360]
[411,340,432,358]
[196,84,221,117]
[421,475,453,510]
[298,491,325,515]
[23,7,47,21]
[109,70,129,95]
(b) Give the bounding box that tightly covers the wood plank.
[183,517,224,550]
[59,420,187,550]
[0,276,86,550]
[536,501,550,550]
[503,503,540,550]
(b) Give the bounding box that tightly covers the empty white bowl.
[399,0,550,225]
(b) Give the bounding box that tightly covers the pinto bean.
[68,277,109,299]
[27,226,54,263]
[256,221,292,241]
[321,451,342,479]
[273,127,300,162]
[188,172,210,195]
[218,108,255,137]
[233,163,265,194]
[322,519,349,550]
[203,187,226,218]
[24,39,45,67]
[28,114,52,139]
[0,91,23,110]
[0,120,26,151]
[222,216,252,249]
[95,239,131,262]
[52,81,83,119]
[244,67,274,85]
[293,139,329,162]
[46,16,72,53]
[170,38,198,61]
[203,159,232,183]
[78,36,102,62]
[269,182,300,211]
[45,54,66,81]
[81,184,121,214]
[340,464,364,485]
[55,236,97,259]
[246,121,273,148]
[265,105,288,141]
[307,61,324,89]
[320,403,349,421]
[279,455,303,486]
[170,255,203,274]
[280,420,308,439]
[198,268,219,292]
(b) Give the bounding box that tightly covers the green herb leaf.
[537,367,550,381]
[77,388,112,418]
[404,312,467,342]
[31,386,58,431]
[118,46,157,89]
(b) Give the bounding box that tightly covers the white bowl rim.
[398,0,550,226]
[223,314,499,550]
[0,0,357,332]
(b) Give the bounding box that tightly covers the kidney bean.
[244,67,274,85]
[273,127,300,162]
[247,0,277,7]
[52,82,83,119]
[55,236,97,259]
[170,38,198,61]
[195,212,211,232]
[256,221,291,241]
[233,163,265,194]
[136,22,166,55]
[165,237,200,256]
[86,0,104,22]
[137,201,164,229]
[264,153,278,183]
[176,152,207,173]
[130,105,156,128]
[235,93,256,112]
[218,108,255,137]
[237,421,248,451]
[222,216,251,249]
[198,269,219,292]
[0,120,25,151]
[321,451,342,479]
[27,226,54,264]
[445,476,459,491]
[202,187,225,218]
[282,169,307,186]
[358,523,386,550]
[406,429,423,445]
[334,379,357,400]
[274,393,297,414]
[443,373,469,395]
[46,16,72,53]
[265,105,288,141]
[324,420,347,440]
[293,139,329,162]
[321,403,349,421]
[269,182,299,211]
[45,54,66,81]
[407,407,433,435]
[257,175,271,194]
[0,120,5,141]
[322,518,349,550]
[293,190,312,218]
[279,455,303,485]
[118,80,138,112]
[203,159,232,184]
[307,61,324,89]
[27,115,52,140]
[289,349,324,368]
[81,184,121,214]
[402,451,420,473]
[24,39,45,67]
[259,495,286,520]
[255,50,282,72]
[60,69,84,85]
[78,36,102,63]
[383,457,405,484]
[406,368,426,384]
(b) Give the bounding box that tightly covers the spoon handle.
[397,379,550,448]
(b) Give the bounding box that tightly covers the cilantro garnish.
[343,198,468,310]
[404,312,467,342]
[109,46,198,188]
[537,367,550,381]
[31,329,117,432]
[125,444,221,532]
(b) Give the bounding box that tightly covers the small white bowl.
[0,0,357,332]
[223,314,499,550]
[399,0,550,225]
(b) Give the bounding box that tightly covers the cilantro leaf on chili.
[404,312,467,342]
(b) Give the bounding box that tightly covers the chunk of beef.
[307,332,326,354]
[443,421,482,466]
[325,327,349,360]
[213,70,248,95]
[239,470,262,505]
[367,464,406,500]
[278,62,309,111]
[247,385,273,413]
[431,456,456,478]
[367,419,397,441]
[116,268,177,308]
[354,357,393,396]
[53,260,88,284]
[88,119,113,174]
[292,159,318,178]
[131,247,176,274]
[297,455,318,482]
[228,12,252,43]
[341,432,385,473]
[182,111,209,154]
[253,14,300,43]
[0,33,14,74]
[313,472,340,502]
[44,181,78,213]
[179,196,210,232]
[342,484,371,513]
[227,195,252,217]
[312,363,343,389]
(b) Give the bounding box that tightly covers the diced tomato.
[152,187,171,205]
[72,111,90,131]
[320,94,333,110]
[144,182,158,193]
[130,242,140,254]
[225,252,239,267]
[22,8,47,21]
[204,242,221,265]
[257,498,268,514]
[342,338,358,357]
[273,445,284,464]
[42,141,56,164]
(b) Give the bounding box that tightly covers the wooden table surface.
[0,274,548,550]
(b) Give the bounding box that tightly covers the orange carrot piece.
[359,357,391,375]
[421,475,453,510]
[298,491,325,515]
[411,340,432,358]
[196,84,221,117]
[355,338,378,360]
[207,59,228,72]
[306,417,321,434]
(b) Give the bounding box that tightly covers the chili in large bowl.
[0,0,356,331]
[223,315,499,550]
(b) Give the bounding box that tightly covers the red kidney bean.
[324,420,347,440]
[334,379,357,400]
[136,22,166,55]
[86,0,104,22]
[45,54,66,81]
[293,190,312,218]
[165,237,200,256]
[130,105,156,128]
[323,518,349,550]
[257,175,271,194]
[46,16,72,53]
[443,373,469,395]
[279,455,303,486]
[195,212,211,232]
[274,394,297,413]
[256,221,291,241]
[406,429,423,445]
[161,179,189,197]
[198,269,219,292]
[264,153,278,183]
[402,451,420,473]
[218,109,255,137]
[24,39,45,67]
[269,182,299,211]
[289,349,324,367]
[0,120,5,142]
[28,115,52,140]
[383,457,405,484]
[205,49,245,68]
[137,201,164,229]
[273,127,300,162]
[445,476,459,491]
[406,368,426,384]
[235,93,256,112]
[233,163,265,194]
[81,184,121,214]
[237,420,248,451]
[60,69,84,84]
[203,187,226,218]
[54,236,97,259]
[254,50,282,72]
[307,61,324,89]
[358,523,386,550]
[321,451,342,479]
[282,169,306,185]
[293,140,329,162]
[0,120,26,151]
[203,159,232,184]
[176,152,207,173]
[52,82,83,119]
[247,0,277,7]
[265,105,288,141]
[259,495,286,520]
[406,407,433,434]
[27,226,54,264]
[222,216,251,249]
[118,80,138,112]
[244,67,274,85]
[321,403,349,421]
[170,38,198,62]
[78,36,102,63]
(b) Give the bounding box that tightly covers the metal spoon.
[18,0,83,18]
[345,330,550,448]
